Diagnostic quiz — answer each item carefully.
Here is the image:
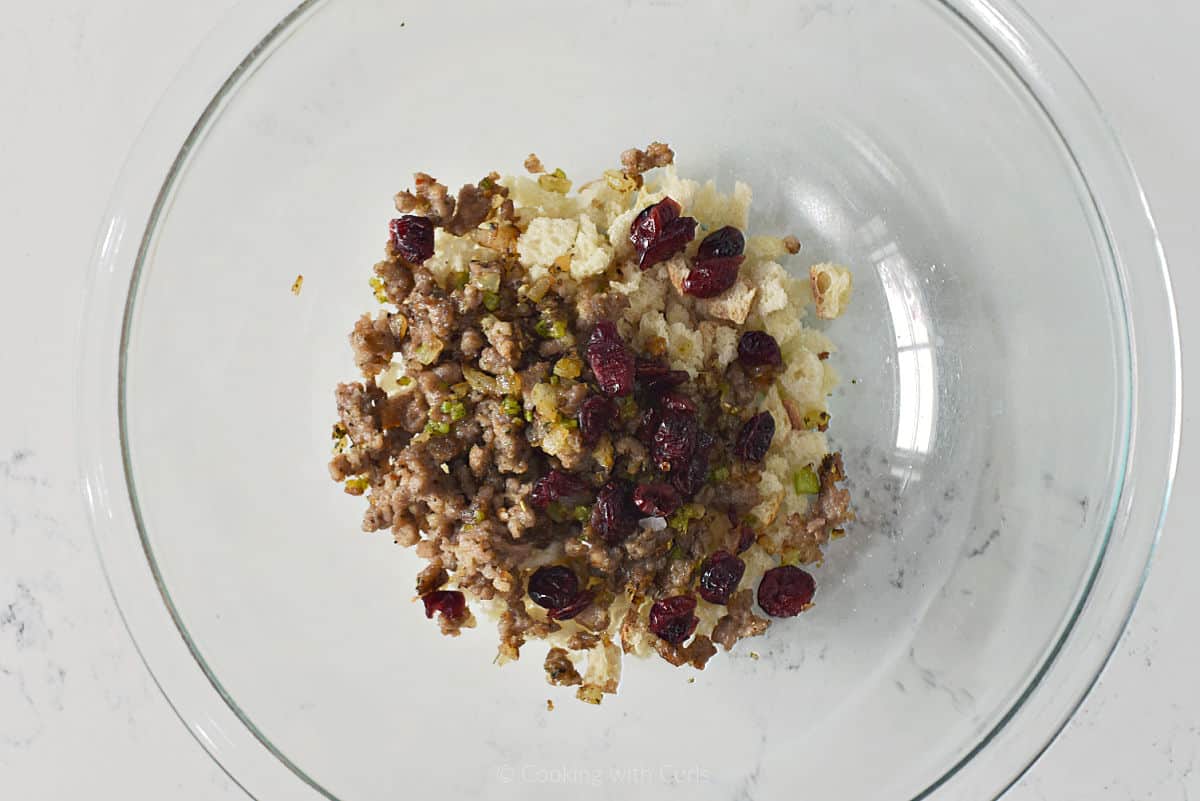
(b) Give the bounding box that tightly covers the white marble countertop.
[1,1,1195,798]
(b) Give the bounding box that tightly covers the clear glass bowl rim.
[76,1,1182,800]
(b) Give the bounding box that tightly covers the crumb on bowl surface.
[328,142,853,703]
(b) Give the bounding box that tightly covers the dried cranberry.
[658,391,696,413]
[697,226,745,261]
[697,550,746,605]
[636,358,667,379]
[389,215,435,265]
[651,410,698,471]
[648,596,699,644]
[757,565,816,617]
[590,480,637,543]
[531,469,588,509]
[734,525,757,554]
[547,589,595,621]
[630,198,678,257]
[586,321,635,397]
[672,451,708,497]
[636,359,690,392]
[422,590,467,622]
[671,429,715,498]
[737,331,783,368]
[681,256,744,298]
[527,565,580,610]
[637,407,663,449]
[578,395,618,446]
[644,217,697,269]
[632,482,681,518]
[630,198,697,269]
[734,412,775,462]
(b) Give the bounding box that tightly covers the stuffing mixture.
[328,143,854,703]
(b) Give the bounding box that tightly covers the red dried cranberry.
[389,215,435,265]
[671,429,715,498]
[737,331,783,368]
[697,550,746,605]
[632,482,681,518]
[672,453,708,497]
[586,321,635,397]
[630,198,677,258]
[527,565,580,610]
[636,358,667,378]
[590,480,637,543]
[547,589,595,621]
[681,256,744,298]
[658,391,696,413]
[630,198,697,269]
[697,226,745,261]
[644,217,697,269]
[422,590,467,622]
[531,469,588,509]
[667,429,710,496]
[636,407,663,449]
[578,395,618,446]
[651,410,697,471]
[636,359,690,393]
[757,565,816,617]
[734,412,775,462]
[648,596,699,644]
[734,525,757,554]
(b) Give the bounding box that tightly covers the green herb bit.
[440,400,467,421]
[424,419,451,436]
[344,476,369,493]
[668,504,705,532]
[450,271,469,291]
[501,396,522,417]
[368,276,388,303]
[482,291,500,311]
[794,466,820,495]
[534,317,568,339]
[710,465,730,483]
[474,508,487,523]
[572,505,590,523]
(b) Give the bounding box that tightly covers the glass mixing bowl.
[78,1,1180,799]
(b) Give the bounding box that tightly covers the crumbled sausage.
[444,183,493,236]
[331,142,854,701]
[544,648,583,686]
[711,589,769,650]
[394,172,455,223]
[620,141,674,177]
[524,153,546,174]
[350,313,397,378]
